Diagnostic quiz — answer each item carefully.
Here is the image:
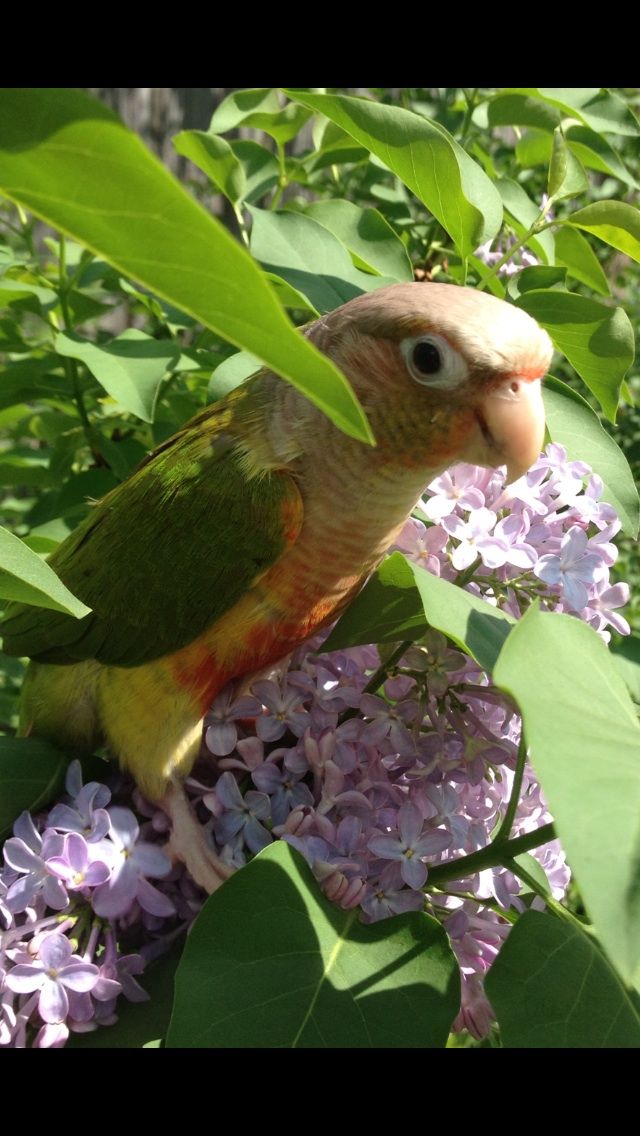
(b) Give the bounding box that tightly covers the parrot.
[0,282,552,891]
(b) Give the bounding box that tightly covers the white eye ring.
[401,334,468,389]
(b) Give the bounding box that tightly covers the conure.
[1,283,552,890]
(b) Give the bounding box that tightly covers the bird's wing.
[0,400,303,667]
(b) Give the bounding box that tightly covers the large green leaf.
[166,842,459,1048]
[284,90,502,256]
[0,88,372,444]
[612,635,640,704]
[567,200,640,263]
[305,199,413,281]
[249,207,393,313]
[209,88,311,145]
[324,553,513,673]
[494,88,639,138]
[0,736,68,838]
[554,225,610,295]
[515,126,639,189]
[0,525,90,616]
[543,377,639,537]
[55,329,179,422]
[517,289,634,421]
[486,911,640,1048]
[494,606,640,985]
[173,131,245,204]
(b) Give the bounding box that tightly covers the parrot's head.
[310,282,553,483]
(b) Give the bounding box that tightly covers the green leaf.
[166,842,459,1048]
[284,90,502,256]
[612,635,640,704]
[486,911,640,1048]
[494,88,639,138]
[0,736,68,838]
[210,89,311,145]
[409,559,514,672]
[0,88,371,445]
[506,266,567,301]
[0,357,69,410]
[67,946,183,1049]
[567,200,640,263]
[487,93,560,132]
[554,226,610,295]
[497,179,554,264]
[322,552,429,651]
[305,200,413,281]
[516,289,634,421]
[55,329,179,422]
[231,141,279,203]
[547,129,588,202]
[173,131,246,204]
[207,351,261,401]
[543,377,639,536]
[566,127,639,190]
[264,272,319,314]
[324,552,513,673]
[494,607,640,985]
[0,525,90,616]
[249,207,394,314]
[516,125,639,189]
[547,127,568,198]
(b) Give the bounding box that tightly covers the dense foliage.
[0,87,639,1048]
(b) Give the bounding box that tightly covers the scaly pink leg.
[162,782,234,894]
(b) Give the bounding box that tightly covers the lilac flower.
[92,808,174,919]
[3,816,66,913]
[205,689,262,756]
[252,678,310,742]
[535,525,603,610]
[252,760,314,826]
[360,694,419,749]
[48,762,111,842]
[361,863,426,921]
[211,772,272,853]
[423,465,486,521]
[5,933,99,1024]
[368,803,452,889]
[47,833,111,891]
[442,507,504,571]
[584,582,631,637]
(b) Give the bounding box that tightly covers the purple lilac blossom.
[0,445,628,1046]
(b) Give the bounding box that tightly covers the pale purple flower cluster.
[0,762,182,1047]
[401,444,629,639]
[0,446,628,1045]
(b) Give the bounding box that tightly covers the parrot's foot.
[161,782,234,894]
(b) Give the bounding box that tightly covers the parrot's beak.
[474,377,546,484]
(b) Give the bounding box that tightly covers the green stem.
[454,556,482,588]
[58,234,93,445]
[339,640,413,722]
[477,218,555,292]
[459,88,479,146]
[270,142,288,209]
[426,821,556,886]
[494,732,527,842]
[233,204,250,247]
[503,858,587,932]
[362,640,413,696]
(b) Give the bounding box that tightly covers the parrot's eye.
[401,334,468,390]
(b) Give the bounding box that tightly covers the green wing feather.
[0,396,303,667]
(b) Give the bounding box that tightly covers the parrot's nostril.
[510,381,519,393]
